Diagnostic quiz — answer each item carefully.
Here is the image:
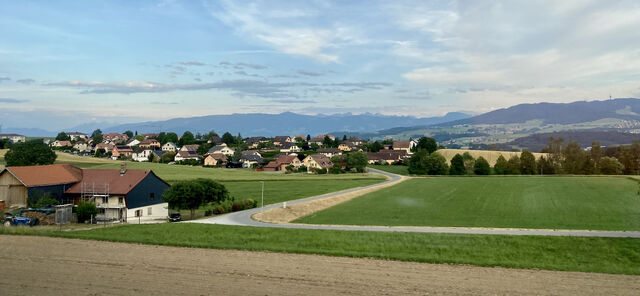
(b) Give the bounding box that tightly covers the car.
[168,213,181,222]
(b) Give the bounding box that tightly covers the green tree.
[346,151,368,173]
[590,141,602,173]
[5,141,57,166]
[329,163,343,174]
[536,156,555,175]
[599,157,624,175]
[222,132,235,145]
[76,201,98,223]
[123,130,134,139]
[473,156,490,175]
[413,137,437,154]
[620,141,640,175]
[55,132,70,141]
[162,178,230,220]
[179,131,196,146]
[449,154,466,175]
[562,141,585,174]
[369,142,383,152]
[506,155,521,175]
[425,153,449,175]
[408,150,429,175]
[91,129,103,143]
[520,150,537,174]
[161,151,176,163]
[164,132,179,144]
[462,152,475,175]
[494,155,508,175]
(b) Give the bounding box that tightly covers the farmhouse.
[303,154,333,172]
[367,150,408,164]
[273,136,292,146]
[392,141,413,154]
[204,153,227,166]
[139,139,161,149]
[0,134,26,143]
[263,155,301,171]
[0,164,82,208]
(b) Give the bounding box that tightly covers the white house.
[280,142,301,153]
[73,142,91,152]
[0,134,26,143]
[66,132,88,142]
[126,138,141,147]
[207,143,235,156]
[132,148,156,162]
[174,150,199,162]
[162,142,177,152]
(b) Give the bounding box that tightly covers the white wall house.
[127,202,169,223]
[162,142,177,152]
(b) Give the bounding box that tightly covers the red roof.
[66,169,168,195]
[5,164,83,187]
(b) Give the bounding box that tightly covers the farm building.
[0,163,170,222]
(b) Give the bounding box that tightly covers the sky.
[1,0,640,131]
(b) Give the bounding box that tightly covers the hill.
[501,131,640,152]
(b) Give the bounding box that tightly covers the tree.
[5,141,57,166]
[179,131,196,146]
[329,164,343,174]
[408,151,448,175]
[157,132,166,144]
[161,151,176,163]
[55,132,70,141]
[346,151,368,173]
[536,156,555,175]
[494,155,508,175]
[620,141,640,175]
[425,153,449,175]
[222,132,235,145]
[599,157,624,175]
[473,156,490,175]
[91,129,103,143]
[162,178,230,220]
[408,150,429,175]
[562,141,585,174]
[123,130,134,139]
[369,142,383,152]
[505,155,521,175]
[76,201,98,223]
[590,141,602,173]
[462,152,475,175]
[449,154,466,175]
[520,150,536,174]
[413,137,437,154]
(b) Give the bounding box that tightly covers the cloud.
[16,78,35,84]
[177,61,206,66]
[218,61,268,70]
[0,98,29,103]
[269,99,316,104]
[0,77,10,82]
[297,70,323,77]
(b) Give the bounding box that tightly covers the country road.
[193,168,640,238]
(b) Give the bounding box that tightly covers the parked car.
[3,214,38,227]
[168,213,181,222]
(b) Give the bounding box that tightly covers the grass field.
[297,177,640,231]
[371,164,409,175]
[2,223,638,275]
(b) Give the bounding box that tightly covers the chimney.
[120,162,127,175]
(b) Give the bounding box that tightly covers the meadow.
[297,176,640,231]
[2,223,638,275]
[370,164,409,175]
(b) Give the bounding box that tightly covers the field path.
[1,235,638,295]
[194,169,640,238]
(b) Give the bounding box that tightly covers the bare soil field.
[1,235,638,295]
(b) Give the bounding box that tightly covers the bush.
[231,199,258,212]
[297,165,308,173]
[76,201,98,223]
[5,140,57,166]
[473,156,491,175]
[211,205,227,215]
[316,168,327,174]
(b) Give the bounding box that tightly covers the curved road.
[192,168,640,238]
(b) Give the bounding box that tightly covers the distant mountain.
[100,112,472,137]
[0,127,56,137]
[502,131,640,152]
[442,98,640,126]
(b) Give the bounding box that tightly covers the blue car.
[3,215,39,227]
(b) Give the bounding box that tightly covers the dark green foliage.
[298,165,308,173]
[462,152,475,175]
[76,201,98,223]
[493,155,508,175]
[164,132,179,144]
[408,150,429,175]
[231,199,258,211]
[409,152,449,175]
[473,156,490,175]
[5,141,57,166]
[27,190,59,208]
[449,154,466,175]
[222,132,236,145]
[599,157,624,175]
[329,164,344,174]
[316,168,328,174]
[346,151,368,173]
[91,129,103,143]
[536,156,555,175]
[55,132,70,141]
[413,137,437,154]
[520,150,536,174]
[505,156,521,175]
[179,131,196,146]
[562,141,586,174]
[162,178,230,219]
[123,130,134,139]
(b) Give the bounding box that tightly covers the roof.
[241,154,263,162]
[393,141,411,149]
[115,145,133,152]
[208,145,233,153]
[242,150,261,156]
[55,140,72,146]
[4,164,83,187]
[181,144,200,152]
[306,155,333,168]
[206,153,228,161]
[163,142,177,146]
[273,136,290,142]
[281,142,297,148]
[367,151,408,161]
[66,169,168,195]
[318,148,341,153]
[0,133,25,137]
[176,150,198,159]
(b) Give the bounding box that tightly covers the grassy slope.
[298,177,640,231]
[371,165,409,175]
[2,223,639,275]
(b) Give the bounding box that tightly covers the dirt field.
[0,236,638,295]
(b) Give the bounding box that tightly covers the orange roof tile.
[5,164,83,187]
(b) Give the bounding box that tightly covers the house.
[245,136,268,148]
[280,142,301,153]
[262,155,302,172]
[293,135,307,142]
[162,142,177,152]
[50,140,72,148]
[73,142,91,152]
[139,139,161,149]
[366,150,408,164]
[242,150,262,157]
[66,132,88,142]
[125,138,141,147]
[132,148,159,162]
[272,136,292,146]
[204,153,227,166]
[94,143,115,154]
[393,141,413,153]
[240,154,263,168]
[348,137,365,146]
[207,136,223,145]
[0,134,26,143]
[303,155,333,172]
[174,150,199,162]
[65,164,170,222]
[0,164,83,208]
[112,145,134,158]
[140,133,159,140]
[317,148,342,157]
[207,143,235,156]
[308,136,326,146]
[102,133,129,144]
[180,144,200,152]
[338,141,359,152]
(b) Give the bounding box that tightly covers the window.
[118,197,124,205]
[102,197,108,204]
[135,209,142,217]
[148,207,152,215]
[150,192,155,200]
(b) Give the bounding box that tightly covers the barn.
[0,164,82,208]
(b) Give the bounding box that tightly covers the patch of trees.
[162,178,230,220]
[5,140,57,166]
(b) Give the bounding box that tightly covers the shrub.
[297,165,308,173]
[473,156,491,175]
[231,198,258,212]
[316,168,328,174]
[211,205,226,215]
[76,201,98,223]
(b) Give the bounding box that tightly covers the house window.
[150,192,155,200]
[135,209,142,217]
[147,207,152,215]
[102,196,108,204]
[118,197,124,205]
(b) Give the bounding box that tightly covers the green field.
[297,177,640,231]
[2,223,638,275]
[371,165,409,175]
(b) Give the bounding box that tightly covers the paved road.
[192,169,640,238]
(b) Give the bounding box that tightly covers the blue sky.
[1,0,640,130]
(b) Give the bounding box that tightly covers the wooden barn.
[0,164,82,209]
